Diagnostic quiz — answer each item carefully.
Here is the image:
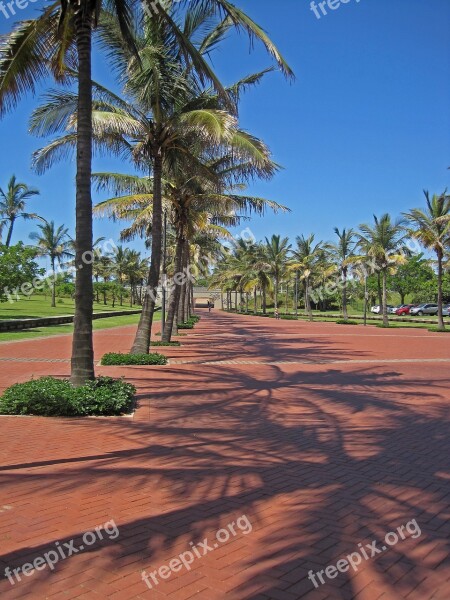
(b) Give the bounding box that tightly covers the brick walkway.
[0,311,449,599]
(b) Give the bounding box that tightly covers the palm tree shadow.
[0,364,449,599]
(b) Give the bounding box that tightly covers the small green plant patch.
[178,322,194,329]
[335,319,359,325]
[280,315,298,320]
[428,327,450,333]
[0,376,136,417]
[102,352,168,366]
[151,341,181,347]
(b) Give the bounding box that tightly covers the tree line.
[211,193,450,331]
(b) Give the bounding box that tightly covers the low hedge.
[151,341,181,347]
[101,352,168,366]
[0,376,136,417]
[335,319,359,325]
[280,315,299,320]
[178,322,194,329]
[428,327,450,333]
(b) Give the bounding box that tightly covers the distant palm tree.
[357,214,407,327]
[404,191,450,331]
[327,228,355,320]
[0,176,40,246]
[291,234,323,320]
[264,235,291,310]
[29,220,71,307]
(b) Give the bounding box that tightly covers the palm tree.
[0,176,40,246]
[29,220,72,307]
[326,228,355,320]
[291,234,323,320]
[0,1,292,384]
[263,235,291,310]
[403,191,450,331]
[357,214,407,327]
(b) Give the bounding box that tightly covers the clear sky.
[1,0,449,256]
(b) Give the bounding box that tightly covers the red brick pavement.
[0,311,449,599]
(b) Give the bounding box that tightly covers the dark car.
[395,304,415,316]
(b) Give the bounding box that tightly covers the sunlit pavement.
[0,311,449,599]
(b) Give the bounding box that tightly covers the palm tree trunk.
[305,278,313,321]
[382,269,389,327]
[5,218,15,247]
[162,233,184,342]
[437,250,445,331]
[262,286,267,314]
[377,272,382,308]
[274,276,278,310]
[254,288,257,314]
[190,285,195,316]
[70,15,95,386]
[131,153,163,354]
[342,267,348,320]
[234,290,238,311]
[51,257,56,308]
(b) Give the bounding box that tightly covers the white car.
[371,305,394,314]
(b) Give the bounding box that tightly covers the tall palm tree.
[263,235,291,310]
[29,220,72,307]
[357,214,407,327]
[403,191,450,331]
[0,176,40,246]
[290,234,323,320]
[326,228,355,320]
[0,0,292,384]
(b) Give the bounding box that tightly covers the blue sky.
[1,0,449,257]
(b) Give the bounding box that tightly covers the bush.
[280,315,298,320]
[428,327,450,333]
[101,352,168,366]
[0,376,136,417]
[335,319,359,325]
[178,322,194,329]
[151,341,181,347]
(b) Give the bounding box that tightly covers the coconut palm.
[290,234,323,320]
[0,176,40,247]
[326,228,355,320]
[403,191,450,331]
[0,0,292,384]
[29,220,72,307]
[357,214,407,327]
[263,235,291,310]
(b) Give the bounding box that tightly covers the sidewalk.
[0,312,449,599]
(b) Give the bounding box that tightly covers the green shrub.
[151,341,181,347]
[178,322,194,329]
[335,319,359,325]
[428,327,450,333]
[280,315,298,320]
[0,376,136,417]
[101,352,168,366]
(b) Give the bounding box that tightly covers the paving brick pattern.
[0,312,449,599]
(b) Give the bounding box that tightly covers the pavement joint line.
[168,358,450,366]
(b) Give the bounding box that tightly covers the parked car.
[371,305,394,314]
[443,304,450,317]
[395,304,415,316]
[409,303,439,316]
[388,305,400,314]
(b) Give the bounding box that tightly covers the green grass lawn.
[0,295,140,320]
[0,312,160,343]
